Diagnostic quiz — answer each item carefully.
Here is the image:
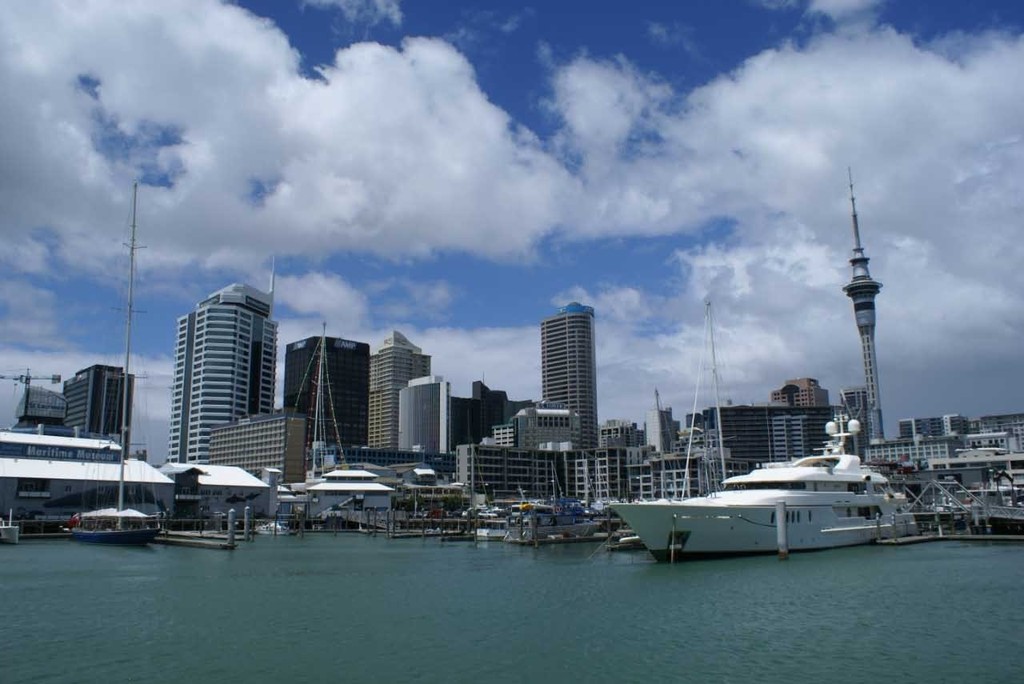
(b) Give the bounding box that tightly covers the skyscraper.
[398,375,450,453]
[368,331,431,449]
[283,335,370,448]
[168,283,278,463]
[541,302,598,449]
[63,364,134,439]
[842,175,885,443]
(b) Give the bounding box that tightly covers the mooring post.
[243,506,252,542]
[227,509,236,547]
[776,501,788,560]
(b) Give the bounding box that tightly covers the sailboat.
[71,182,161,545]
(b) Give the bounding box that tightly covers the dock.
[153,531,237,550]
[878,533,1024,546]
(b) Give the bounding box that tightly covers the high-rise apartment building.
[63,364,133,439]
[209,412,307,483]
[541,302,598,449]
[645,407,679,453]
[168,283,277,463]
[284,335,370,448]
[368,331,431,449]
[398,375,450,453]
[770,378,830,407]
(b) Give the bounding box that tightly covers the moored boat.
[613,417,918,561]
[69,508,161,545]
[1,509,19,544]
[504,499,599,543]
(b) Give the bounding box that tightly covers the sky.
[2,0,1024,464]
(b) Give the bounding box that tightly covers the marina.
[3,532,1021,683]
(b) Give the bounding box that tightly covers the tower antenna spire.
[848,167,863,252]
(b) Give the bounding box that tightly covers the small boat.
[256,521,293,536]
[1,509,19,545]
[474,515,509,541]
[70,508,161,545]
[504,499,599,543]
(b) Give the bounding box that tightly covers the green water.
[3,535,1020,683]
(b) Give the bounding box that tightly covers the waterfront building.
[63,364,133,440]
[644,406,678,453]
[450,380,533,448]
[168,283,278,464]
[770,377,830,407]
[368,331,431,449]
[0,429,173,519]
[841,178,886,442]
[972,412,1024,446]
[508,401,581,449]
[599,419,643,448]
[898,414,970,439]
[621,448,751,500]
[926,448,1024,486]
[398,375,450,454]
[283,335,370,450]
[865,435,962,468]
[304,468,395,519]
[208,412,308,484]
[541,302,598,449]
[696,404,834,464]
[159,463,272,518]
[339,446,455,479]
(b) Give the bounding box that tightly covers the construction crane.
[0,370,61,386]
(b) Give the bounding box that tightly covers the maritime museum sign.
[0,442,121,464]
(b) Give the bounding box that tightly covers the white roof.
[413,467,435,476]
[0,457,172,484]
[308,481,395,493]
[159,463,269,489]
[323,468,378,480]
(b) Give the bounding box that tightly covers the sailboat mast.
[312,322,327,478]
[118,182,138,513]
[706,299,727,490]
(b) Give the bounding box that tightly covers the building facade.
[208,412,308,483]
[509,402,581,450]
[770,377,830,407]
[283,335,370,449]
[697,404,835,464]
[898,414,970,439]
[168,283,278,463]
[599,419,644,448]
[541,302,598,449]
[644,407,679,453]
[398,375,450,454]
[368,331,431,449]
[63,364,134,441]
[450,380,533,448]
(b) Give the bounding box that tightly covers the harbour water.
[4,535,1020,683]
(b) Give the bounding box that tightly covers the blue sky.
[2,0,1024,462]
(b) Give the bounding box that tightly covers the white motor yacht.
[612,417,917,561]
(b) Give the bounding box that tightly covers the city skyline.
[3,1,1024,463]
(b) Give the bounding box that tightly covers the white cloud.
[304,0,403,27]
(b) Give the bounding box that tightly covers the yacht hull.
[613,499,917,562]
[71,527,161,545]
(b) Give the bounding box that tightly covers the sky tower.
[842,171,884,443]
